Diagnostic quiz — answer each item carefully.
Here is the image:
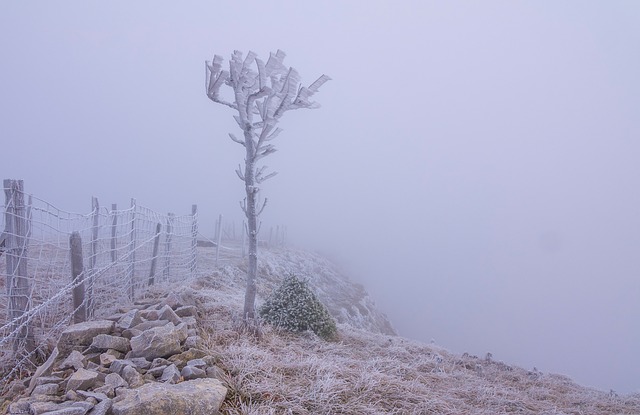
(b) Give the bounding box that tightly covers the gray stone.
[35,376,64,386]
[145,365,167,378]
[116,309,143,330]
[31,383,59,396]
[70,401,95,413]
[161,292,182,310]
[66,368,99,393]
[158,304,182,325]
[131,319,170,332]
[90,334,130,353]
[181,316,197,328]
[181,365,206,380]
[129,323,182,360]
[57,320,114,357]
[77,390,109,402]
[206,365,225,381]
[175,322,189,343]
[111,378,227,415]
[92,385,115,399]
[8,398,31,414]
[121,365,145,388]
[184,336,201,349]
[121,328,142,339]
[130,357,151,370]
[138,309,159,321]
[88,399,112,415]
[28,401,61,415]
[58,350,85,371]
[159,364,181,384]
[151,357,171,368]
[174,305,197,318]
[187,358,206,368]
[99,353,117,367]
[40,408,88,415]
[108,359,133,376]
[105,372,128,389]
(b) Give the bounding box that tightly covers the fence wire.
[0,182,200,388]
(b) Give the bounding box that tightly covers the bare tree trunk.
[243,127,258,320]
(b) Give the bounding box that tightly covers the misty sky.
[1,1,639,393]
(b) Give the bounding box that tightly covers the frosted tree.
[205,50,330,321]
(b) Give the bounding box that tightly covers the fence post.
[110,203,117,263]
[163,213,174,281]
[70,231,86,324]
[148,222,161,286]
[127,198,136,301]
[3,179,34,355]
[241,220,247,259]
[190,204,197,274]
[88,196,99,318]
[215,214,222,267]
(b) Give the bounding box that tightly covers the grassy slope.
[169,247,640,415]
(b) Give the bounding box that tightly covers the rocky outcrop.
[8,296,227,415]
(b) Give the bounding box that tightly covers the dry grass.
[184,253,640,415]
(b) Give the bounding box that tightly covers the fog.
[1,1,639,394]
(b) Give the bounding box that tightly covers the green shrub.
[259,275,337,341]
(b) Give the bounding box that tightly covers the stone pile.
[7,295,227,415]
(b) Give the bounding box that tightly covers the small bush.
[259,275,337,341]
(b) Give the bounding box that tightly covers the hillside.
[3,246,640,414]
[169,246,640,414]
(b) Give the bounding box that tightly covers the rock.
[184,336,201,349]
[129,358,151,370]
[121,328,142,339]
[150,357,171,368]
[31,383,59,396]
[138,309,159,321]
[39,407,88,415]
[28,401,61,415]
[174,305,197,318]
[77,390,109,402]
[70,401,95,413]
[121,366,145,388]
[58,350,85,371]
[105,373,129,390]
[8,398,31,414]
[66,368,100,393]
[175,323,189,343]
[111,378,227,415]
[116,309,143,330]
[99,353,117,367]
[131,320,170,332]
[158,304,182,325]
[26,347,59,395]
[57,320,115,357]
[145,365,167,378]
[181,365,206,380]
[206,365,225,381]
[159,364,181,384]
[181,316,197,328]
[187,358,206,368]
[35,376,64,386]
[168,348,208,368]
[129,323,182,359]
[108,360,133,376]
[161,292,182,310]
[92,385,115,399]
[89,398,113,415]
[90,334,130,353]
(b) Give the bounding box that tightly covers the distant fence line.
[0,179,288,389]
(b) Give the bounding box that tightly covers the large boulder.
[129,323,182,359]
[57,320,115,357]
[111,379,227,415]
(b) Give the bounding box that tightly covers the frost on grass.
[259,275,337,341]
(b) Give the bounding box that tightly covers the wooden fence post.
[3,179,34,354]
[88,196,99,318]
[190,204,197,274]
[215,214,222,267]
[127,198,136,301]
[70,231,86,324]
[110,203,118,263]
[163,213,174,281]
[148,223,161,286]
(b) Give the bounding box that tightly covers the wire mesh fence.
[0,180,206,388]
